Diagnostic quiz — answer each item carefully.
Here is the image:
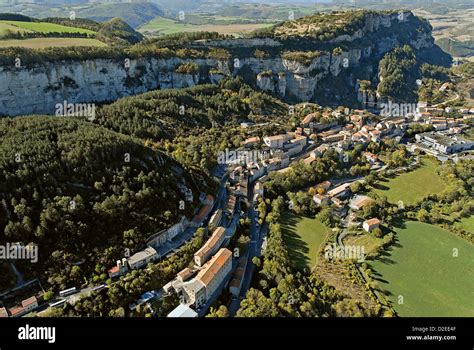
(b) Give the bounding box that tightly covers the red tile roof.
[21,296,37,308]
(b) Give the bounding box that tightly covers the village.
[1,101,473,318]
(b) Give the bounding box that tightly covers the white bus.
[49,299,66,308]
[59,287,77,297]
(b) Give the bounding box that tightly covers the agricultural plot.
[369,221,474,317]
[0,38,107,49]
[0,21,96,35]
[374,158,447,205]
[139,17,274,37]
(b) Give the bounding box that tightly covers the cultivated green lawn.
[280,212,331,270]
[0,21,96,35]
[369,221,474,317]
[375,158,447,205]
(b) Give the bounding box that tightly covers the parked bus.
[59,287,77,297]
[49,299,66,308]
[91,284,106,292]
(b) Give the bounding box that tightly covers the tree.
[236,289,279,317]
[318,208,333,227]
[350,182,362,194]
[43,290,54,301]
[207,305,229,318]
[365,174,377,187]
[252,256,261,268]
[373,227,383,238]
[417,209,430,222]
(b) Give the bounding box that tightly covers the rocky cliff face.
[231,11,434,103]
[0,57,222,116]
[0,11,437,116]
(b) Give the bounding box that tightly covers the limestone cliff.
[0,10,445,116]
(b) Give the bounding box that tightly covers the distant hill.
[74,2,164,28]
[0,13,144,45]
[96,18,144,45]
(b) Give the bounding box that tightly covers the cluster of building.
[232,129,313,188]
[0,296,38,318]
[166,225,234,315]
[414,132,474,155]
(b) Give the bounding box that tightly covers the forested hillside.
[0,116,213,291]
[94,77,288,169]
[0,78,287,290]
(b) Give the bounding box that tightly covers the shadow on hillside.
[281,214,311,271]
[373,276,389,284]
[372,183,389,191]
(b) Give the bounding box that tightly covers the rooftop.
[167,304,198,318]
[265,134,292,141]
[422,132,470,147]
[302,113,317,124]
[128,247,157,265]
[196,248,232,287]
[194,226,226,260]
[21,296,37,308]
[364,218,381,226]
[108,265,120,274]
[0,307,8,318]
[327,182,351,197]
[177,267,193,281]
[9,306,24,317]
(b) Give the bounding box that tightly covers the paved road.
[228,180,268,316]
[432,93,460,108]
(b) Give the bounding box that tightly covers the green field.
[0,21,32,36]
[370,221,474,317]
[375,158,447,205]
[280,212,331,270]
[0,38,107,49]
[344,233,384,256]
[0,20,96,35]
[139,17,273,37]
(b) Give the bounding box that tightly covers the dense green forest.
[0,116,213,291]
[0,78,287,292]
[93,78,287,170]
[377,45,420,103]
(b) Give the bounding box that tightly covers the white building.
[415,132,474,154]
[128,247,159,270]
[181,248,233,309]
[263,134,293,149]
[167,304,198,318]
[313,194,329,206]
[363,218,381,232]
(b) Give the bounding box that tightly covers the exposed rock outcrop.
[0,10,442,116]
